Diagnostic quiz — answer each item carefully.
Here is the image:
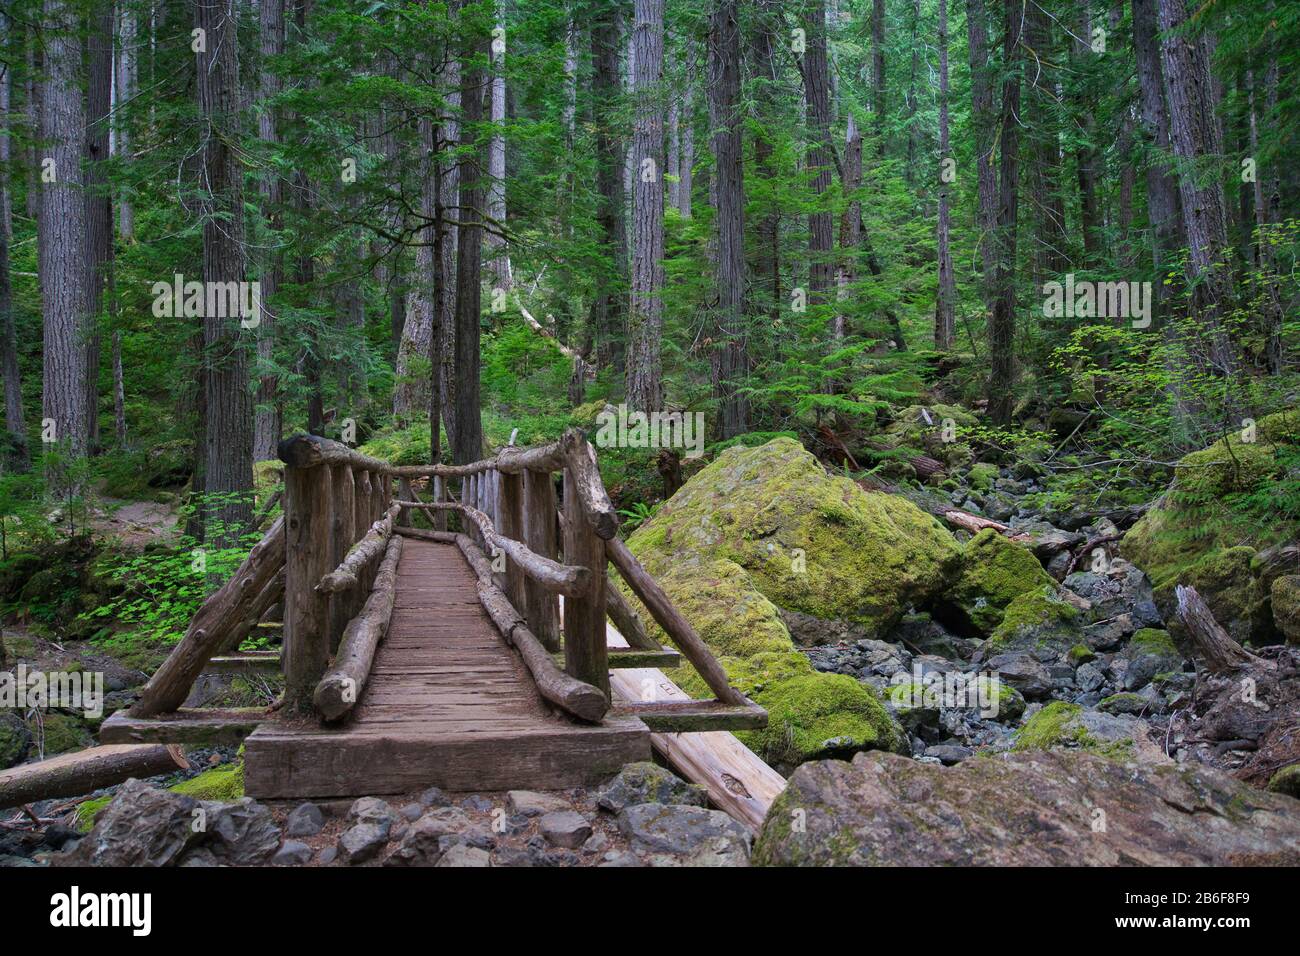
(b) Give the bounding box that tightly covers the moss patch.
[1268,763,1300,799]
[1013,702,1135,759]
[169,761,244,801]
[73,794,113,834]
[951,533,1059,635]
[968,463,999,492]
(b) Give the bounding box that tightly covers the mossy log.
[313,535,404,722]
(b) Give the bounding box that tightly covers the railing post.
[523,468,561,651]
[563,460,609,698]
[327,463,356,652]
[283,461,333,712]
[433,476,447,532]
[354,469,373,589]
[497,468,526,618]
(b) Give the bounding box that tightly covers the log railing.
[113,427,763,739]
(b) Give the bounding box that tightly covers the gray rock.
[0,711,32,770]
[617,803,752,861]
[286,802,325,838]
[539,810,592,849]
[506,790,570,818]
[272,840,313,866]
[418,786,450,809]
[923,744,973,765]
[399,803,423,823]
[755,749,1300,865]
[337,822,390,865]
[778,607,872,648]
[597,762,708,813]
[317,846,337,865]
[177,847,222,867]
[462,794,494,812]
[598,850,643,867]
[986,652,1054,699]
[1064,562,1156,623]
[1118,630,1184,691]
[347,797,394,831]
[581,831,609,855]
[204,798,281,865]
[436,845,491,867]
[1075,662,1106,693]
[52,779,201,867]
[384,807,472,867]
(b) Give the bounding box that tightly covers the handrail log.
[131,517,287,717]
[454,534,609,723]
[605,536,747,706]
[317,502,402,593]
[278,432,391,474]
[560,429,619,539]
[313,535,404,722]
[396,500,590,597]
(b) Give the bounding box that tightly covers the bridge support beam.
[563,462,609,699]
[283,462,333,712]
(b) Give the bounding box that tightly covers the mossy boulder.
[1268,763,1300,799]
[967,462,999,492]
[627,438,960,629]
[1012,702,1138,760]
[170,761,244,801]
[1118,628,1184,690]
[1121,411,1297,643]
[1153,547,1271,647]
[946,529,1057,634]
[624,438,950,766]
[1272,576,1300,644]
[986,584,1081,655]
[31,713,92,755]
[0,712,32,769]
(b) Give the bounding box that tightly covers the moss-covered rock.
[169,761,244,801]
[1098,692,1151,716]
[967,462,999,492]
[1152,546,1271,647]
[73,793,113,833]
[1012,702,1138,760]
[1272,576,1300,645]
[32,713,92,755]
[1121,413,1297,643]
[623,438,951,766]
[0,712,31,769]
[947,530,1058,634]
[1268,763,1300,799]
[986,584,1081,655]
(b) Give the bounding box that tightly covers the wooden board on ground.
[243,540,649,798]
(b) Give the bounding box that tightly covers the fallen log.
[131,517,286,717]
[0,745,188,811]
[316,502,402,593]
[1175,585,1267,675]
[454,534,608,723]
[314,535,404,722]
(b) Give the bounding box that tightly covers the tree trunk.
[1157,0,1242,380]
[966,0,997,309]
[487,0,509,292]
[1072,6,1103,267]
[39,0,91,460]
[452,40,487,465]
[934,0,956,350]
[0,15,28,469]
[253,0,284,462]
[84,0,115,455]
[708,0,748,437]
[394,113,437,421]
[748,18,780,332]
[801,0,834,307]
[112,330,126,445]
[115,5,135,240]
[987,0,1023,426]
[589,7,627,372]
[678,50,694,219]
[626,0,666,414]
[1022,0,1068,281]
[196,0,253,542]
[871,0,886,154]
[437,51,461,457]
[1132,0,1183,302]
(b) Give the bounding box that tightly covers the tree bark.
[966,0,998,308]
[871,0,886,153]
[0,15,27,469]
[196,0,254,541]
[487,0,510,292]
[934,0,956,350]
[626,0,666,414]
[801,0,834,306]
[452,39,487,464]
[253,0,284,462]
[39,0,91,460]
[988,0,1023,426]
[115,6,135,240]
[589,6,627,372]
[708,0,748,437]
[1022,0,1068,280]
[85,0,115,455]
[1132,0,1183,301]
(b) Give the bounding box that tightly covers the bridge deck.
[243,539,649,799]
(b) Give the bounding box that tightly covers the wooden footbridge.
[100,429,779,823]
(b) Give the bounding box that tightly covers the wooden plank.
[203,652,282,675]
[610,699,768,732]
[100,708,266,746]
